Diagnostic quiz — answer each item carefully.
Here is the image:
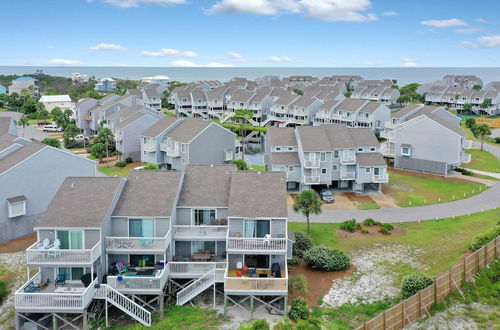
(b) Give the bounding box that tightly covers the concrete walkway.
[288,182,500,222]
[471,141,500,158]
[463,168,500,180]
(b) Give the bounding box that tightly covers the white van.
[42,125,63,132]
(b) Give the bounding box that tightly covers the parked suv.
[74,135,89,141]
[42,124,63,132]
[320,188,334,203]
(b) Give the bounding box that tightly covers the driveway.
[0,112,49,141]
[288,181,500,223]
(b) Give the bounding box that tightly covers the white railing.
[95,284,151,326]
[340,155,356,164]
[177,269,215,306]
[226,237,287,252]
[166,147,180,157]
[144,143,156,152]
[168,262,227,277]
[174,225,228,239]
[463,140,473,149]
[26,241,101,265]
[107,264,170,292]
[159,143,168,152]
[340,171,356,180]
[304,159,320,168]
[373,173,389,182]
[105,231,170,252]
[15,273,97,311]
[224,149,234,161]
[303,175,320,184]
[224,264,288,293]
[462,153,472,163]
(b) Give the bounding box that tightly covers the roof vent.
[71,182,74,188]
[257,171,261,174]
[210,164,214,167]
[136,176,139,180]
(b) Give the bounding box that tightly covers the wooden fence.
[356,236,499,330]
[476,117,500,129]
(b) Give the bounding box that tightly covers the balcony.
[340,171,356,180]
[174,225,228,240]
[224,265,288,294]
[106,264,170,294]
[304,159,320,168]
[462,153,472,164]
[26,241,101,266]
[169,262,227,279]
[373,173,389,182]
[340,155,356,165]
[224,148,234,161]
[105,231,171,253]
[166,147,180,157]
[15,272,97,312]
[226,237,287,253]
[159,143,168,152]
[303,175,320,185]
[144,143,156,152]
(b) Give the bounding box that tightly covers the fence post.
[383,310,386,329]
[417,291,421,318]
[484,244,488,267]
[434,278,438,303]
[462,257,466,284]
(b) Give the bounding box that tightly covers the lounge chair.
[55,274,66,287]
[47,239,61,258]
[23,282,40,293]
[116,261,128,275]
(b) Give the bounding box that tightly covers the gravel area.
[323,244,426,308]
[0,251,27,326]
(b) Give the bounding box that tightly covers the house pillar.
[15,313,21,330]
[250,295,254,318]
[223,295,228,318]
[159,293,164,316]
[52,314,58,330]
[83,310,88,330]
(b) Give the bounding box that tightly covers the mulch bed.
[344,193,374,202]
[0,234,37,253]
[336,225,406,238]
[288,261,356,306]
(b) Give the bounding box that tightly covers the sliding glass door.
[244,219,270,238]
[56,230,83,249]
[194,209,216,225]
[129,219,154,237]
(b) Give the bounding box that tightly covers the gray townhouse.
[141,118,240,170]
[313,98,390,132]
[442,75,483,89]
[424,86,500,115]
[266,125,388,192]
[15,166,290,329]
[351,86,400,105]
[380,105,468,175]
[0,117,96,243]
[141,84,162,110]
[265,92,301,126]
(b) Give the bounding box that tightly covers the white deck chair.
[263,234,271,247]
[48,239,61,258]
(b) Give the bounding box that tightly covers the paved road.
[0,112,49,141]
[471,140,500,158]
[288,183,499,223]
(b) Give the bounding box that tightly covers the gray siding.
[122,116,161,161]
[396,157,448,175]
[188,124,235,165]
[111,217,128,237]
[271,219,286,238]
[155,217,170,236]
[228,218,244,236]
[175,208,191,225]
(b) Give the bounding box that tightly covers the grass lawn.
[460,121,498,147]
[464,149,500,173]
[0,107,7,112]
[289,208,499,276]
[121,306,224,330]
[251,165,266,171]
[97,165,134,177]
[386,171,486,207]
[354,201,381,210]
[27,118,52,125]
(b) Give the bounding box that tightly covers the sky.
[1,0,500,67]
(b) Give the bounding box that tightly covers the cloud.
[399,57,422,67]
[88,43,127,51]
[47,58,81,65]
[89,0,187,8]
[420,18,467,28]
[227,51,246,62]
[460,35,500,49]
[208,0,378,22]
[381,11,398,16]
[171,60,234,67]
[476,18,499,24]
[141,48,198,57]
[47,45,54,49]
[268,55,293,62]
[454,28,482,34]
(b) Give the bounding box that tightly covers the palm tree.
[293,190,323,235]
[476,123,491,151]
[90,143,106,163]
[463,103,472,115]
[95,127,115,166]
[17,116,30,138]
[63,123,80,147]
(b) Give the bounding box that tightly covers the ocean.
[0,66,499,85]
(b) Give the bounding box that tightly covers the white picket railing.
[105,231,170,252]
[107,264,170,292]
[304,159,320,168]
[26,241,101,265]
[340,171,356,180]
[226,237,287,252]
[223,264,288,293]
[177,269,216,306]
[303,175,320,184]
[169,262,227,278]
[174,225,228,239]
[95,284,151,326]
[373,173,388,182]
[340,155,356,164]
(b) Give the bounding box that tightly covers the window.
[333,150,339,158]
[194,209,216,225]
[287,147,293,151]
[181,144,186,152]
[182,158,186,164]
[288,166,294,172]
[320,152,326,162]
[129,219,154,237]
[244,219,270,238]
[143,137,146,144]
[130,255,155,267]
[321,168,327,174]
[370,147,376,152]
[7,198,26,218]
[365,168,371,173]
[56,230,83,249]
[192,241,215,255]
[401,147,411,156]
[245,255,269,269]
[58,267,85,281]
[275,147,281,151]
[332,165,338,171]
[358,148,363,152]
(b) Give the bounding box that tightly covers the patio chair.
[47,239,61,258]
[116,261,128,275]
[23,282,40,293]
[55,274,66,287]
[263,234,271,247]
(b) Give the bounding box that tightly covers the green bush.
[495,137,500,144]
[293,231,313,258]
[303,246,350,271]
[288,275,308,294]
[125,157,133,163]
[470,226,500,251]
[115,160,127,167]
[455,167,473,176]
[41,137,61,148]
[380,223,394,235]
[0,280,8,302]
[401,273,433,299]
[288,256,302,266]
[339,219,360,233]
[288,298,309,321]
[143,163,160,171]
[273,318,294,330]
[296,317,322,330]
[231,159,249,171]
[362,218,378,226]
[361,228,369,234]
[240,319,270,330]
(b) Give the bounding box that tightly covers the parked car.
[320,188,334,203]
[37,120,52,126]
[42,125,63,132]
[74,135,89,142]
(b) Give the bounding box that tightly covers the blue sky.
[1,0,499,67]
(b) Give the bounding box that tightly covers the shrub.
[362,218,377,226]
[288,256,302,266]
[339,219,360,233]
[240,319,270,330]
[125,157,133,163]
[361,228,369,234]
[288,298,309,321]
[296,317,322,330]
[143,163,160,171]
[273,318,293,330]
[0,280,8,302]
[380,223,394,235]
[455,167,473,176]
[41,137,61,148]
[115,161,126,167]
[495,137,500,144]
[401,273,433,299]
[231,159,249,171]
[303,246,350,271]
[293,232,313,258]
[288,275,308,294]
[470,226,500,251]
